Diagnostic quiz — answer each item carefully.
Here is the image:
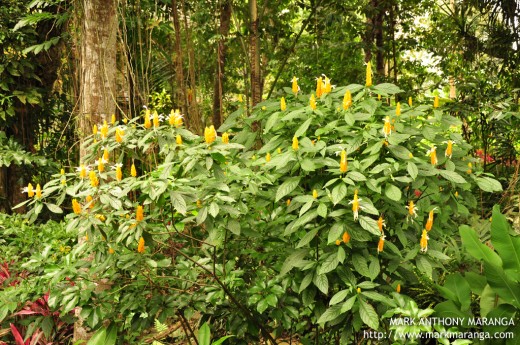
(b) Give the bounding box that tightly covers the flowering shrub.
[13,70,502,342]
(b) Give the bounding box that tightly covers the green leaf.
[45,203,63,214]
[198,322,211,345]
[331,183,347,206]
[407,162,418,180]
[359,216,381,236]
[388,145,412,160]
[317,203,327,218]
[294,118,313,137]
[275,177,301,202]
[317,305,343,324]
[476,177,503,192]
[416,255,432,279]
[228,219,241,236]
[352,254,371,277]
[264,112,279,134]
[313,274,329,294]
[319,254,339,275]
[373,83,402,95]
[86,327,106,345]
[209,202,220,217]
[437,273,471,312]
[105,324,117,345]
[297,228,319,248]
[212,335,235,345]
[280,249,309,276]
[439,170,466,184]
[196,207,208,225]
[460,225,502,267]
[329,289,350,305]
[359,298,379,329]
[384,184,402,201]
[347,171,366,182]
[340,295,357,313]
[301,158,316,171]
[170,192,187,215]
[491,206,520,279]
[328,223,344,244]
[484,261,520,308]
[368,258,380,281]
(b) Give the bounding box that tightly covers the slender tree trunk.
[171,0,189,126]
[373,0,384,75]
[212,0,232,129]
[249,0,261,106]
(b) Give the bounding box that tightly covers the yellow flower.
[316,76,323,98]
[100,120,109,139]
[378,94,381,100]
[204,125,217,144]
[280,97,286,111]
[310,94,317,110]
[377,236,385,253]
[95,214,106,221]
[89,171,99,187]
[357,287,361,294]
[383,116,392,138]
[396,284,401,293]
[174,110,183,127]
[237,94,243,103]
[425,209,435,231]
[467,162,472,174]
[349,190,361,220]
[312,189,318,199]
[292,136,299,151]
[137,237,145,253]
[286,199,291,206]
[445,140,454,158]
[222,132,229,144]
[427,146,438,166]
[86,195,94,209]
[79,164,88,179]
[136,205,144,222]
[26,183,34,198]
[131,163,137,177]
[108,247,115,254]
[340,150,348,173]
[409,153,414,158]
[324,77,332,93]
[433,95,439,108]
[144,109,152,128]
[72,199,81,214]
[378,216,385,233]
[153,111,160,128]
[92,124,98,136]
[97,157,105,173]
[406,200,418,218]
[176,134,183,145]
[115,127,124,143]
[396,102,401,116]
[60,168,65,175]
[420,229,429,252]
[291,76,299,95]
[335,239,341,246]
[115,165,123,181]
[343,90,352,110]
[103,148,109,162]
[197,200,202,208]
[111,114,116,124]
[277,147,282,154]
[266,152,271,162]
[342,231,351,244]
[455,191,459,198]
[408,96,413,107]
[35,184,42,199]
[366,62,372,87]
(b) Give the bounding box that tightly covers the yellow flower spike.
[176,134,183,145]
[349,190,361,220]
[153,111,160,128]
[131,163,137,177]
[433,95,439,108]
[406,200,418,217]
[197,200,202,208]
[137,237,145,253]
[86,195,94,209]
[409,153,414,158]
[427,146,438,166]
[280,97,286,111]
[103,149,109,162]
[310,94,317,110]
[277,147,282,154]
[136,205,144,222]
[420,229,429,252]
[111,114,116,124]
[445,140,453,158]
[116,166,122,181]
[316,76,323,98]
[27,183,34,198]
[123,117,128,124]
[79,165,87,178]
[383,116,392,138]
[115,128,124,143]
[455,191,459,198]
[408,96,413,107]
[343,90,352,110]
[378,216,385,233]
[377,236,385,253]
[378,94,381,100]
[286,199,291,206]
[396,284,401,293]
[324,77,332,93]
[396,102,401,116]
[366,62,372,87]
[266,152,271,162]
[237,94,243,103]
[92,124,98,136]
[100,121,109,139]
[95,214,106,222]
[291,76,299,95]
[144,109,152,128]
[35,184,42,199]
[109,247,115,254]
[174,110,183,127]
[89,171,99,187]
[425,209,435,231]
[60,169,65,175]
[222,132,229,144]
[335,239,341,246]
[97,158,104,173]
[204,125,217,144]
[357,287,361,294]
[72,199,81,214]
[312,189,318,199]
[342,231,351,244]
[292,136,299,151]
[168,110,176,125]
[261,106,266,110]
[340,150,348,173]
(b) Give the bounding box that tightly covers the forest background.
[1,0,520,344]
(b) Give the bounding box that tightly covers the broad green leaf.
[491,206,520,279]
[460,225,502,267]
[439,170,466,184]
[196,207,208,225]
[347,171,366,182]
[198,322,211,345]
[368,258,380,281]
[319,254,339,275]
[359,298,379,329]
[329,289,350,305]
[86,327,106,345]
[407,162,418,180]
[352,254,371,277]
[301,158,316,171]
[437,273,471,312]
[331,183,347,206]
[340,295,357,313]
[297,228,319,248]
[317,305,343,324]
[170,192,187,215]
[328,223,344,244]
[359,216,381,236]
[384,184,401,201]
[373,83,402,95]
[388,145,412,160]
[275,177,301,202]
[280,249,309,276]
[45,203,63,214]
[228,219,241,236]
[317,203,327,218]
[484,261,520,308]
[476,176,503,192]
[313,274,329,294]
[416,255,432,279]
[294,118,313,137]
[264,112,279,134]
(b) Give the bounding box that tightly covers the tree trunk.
[79,0,118,159]
[212,0,232,129]
[171,0,189,127]
[374,0,384,76]
[249,0,261,106]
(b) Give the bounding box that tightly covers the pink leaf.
[9,323,27,345]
